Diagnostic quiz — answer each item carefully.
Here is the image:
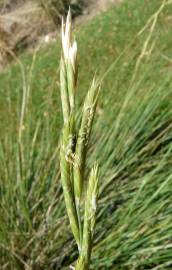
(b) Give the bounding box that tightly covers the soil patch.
[0,0,122,69]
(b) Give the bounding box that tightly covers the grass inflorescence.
[60,10,100,269]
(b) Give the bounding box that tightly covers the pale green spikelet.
[60,118,80,247]
[61,9,77,111]
[82,164,99,252]
[75,164,99,270]
[73,79,100,201]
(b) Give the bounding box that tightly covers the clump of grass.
[39,0,84,26]
[60,10,100,269]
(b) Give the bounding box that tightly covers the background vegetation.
[0,0,84,14]
[0,0,84,68]
[39,0,84,24]
[0,0,172,269]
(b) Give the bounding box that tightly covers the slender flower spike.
[75,164,99,270]
[61,9,78,111]
[62,10,72,60]
[73,78,100,202]
[60,9,100,270]
[62,9,77,67]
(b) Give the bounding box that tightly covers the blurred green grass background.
[0,0,172,269]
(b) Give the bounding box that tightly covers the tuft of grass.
[38,0,84,25]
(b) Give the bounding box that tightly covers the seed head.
[62,9,77,69]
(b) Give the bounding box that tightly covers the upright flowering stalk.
[59,9,100,269]
[60,10,79,247]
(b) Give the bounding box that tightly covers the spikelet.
[75,164,99,270]
[73,79,100,202]
[61,9,78,111]
[60,117,80,247]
